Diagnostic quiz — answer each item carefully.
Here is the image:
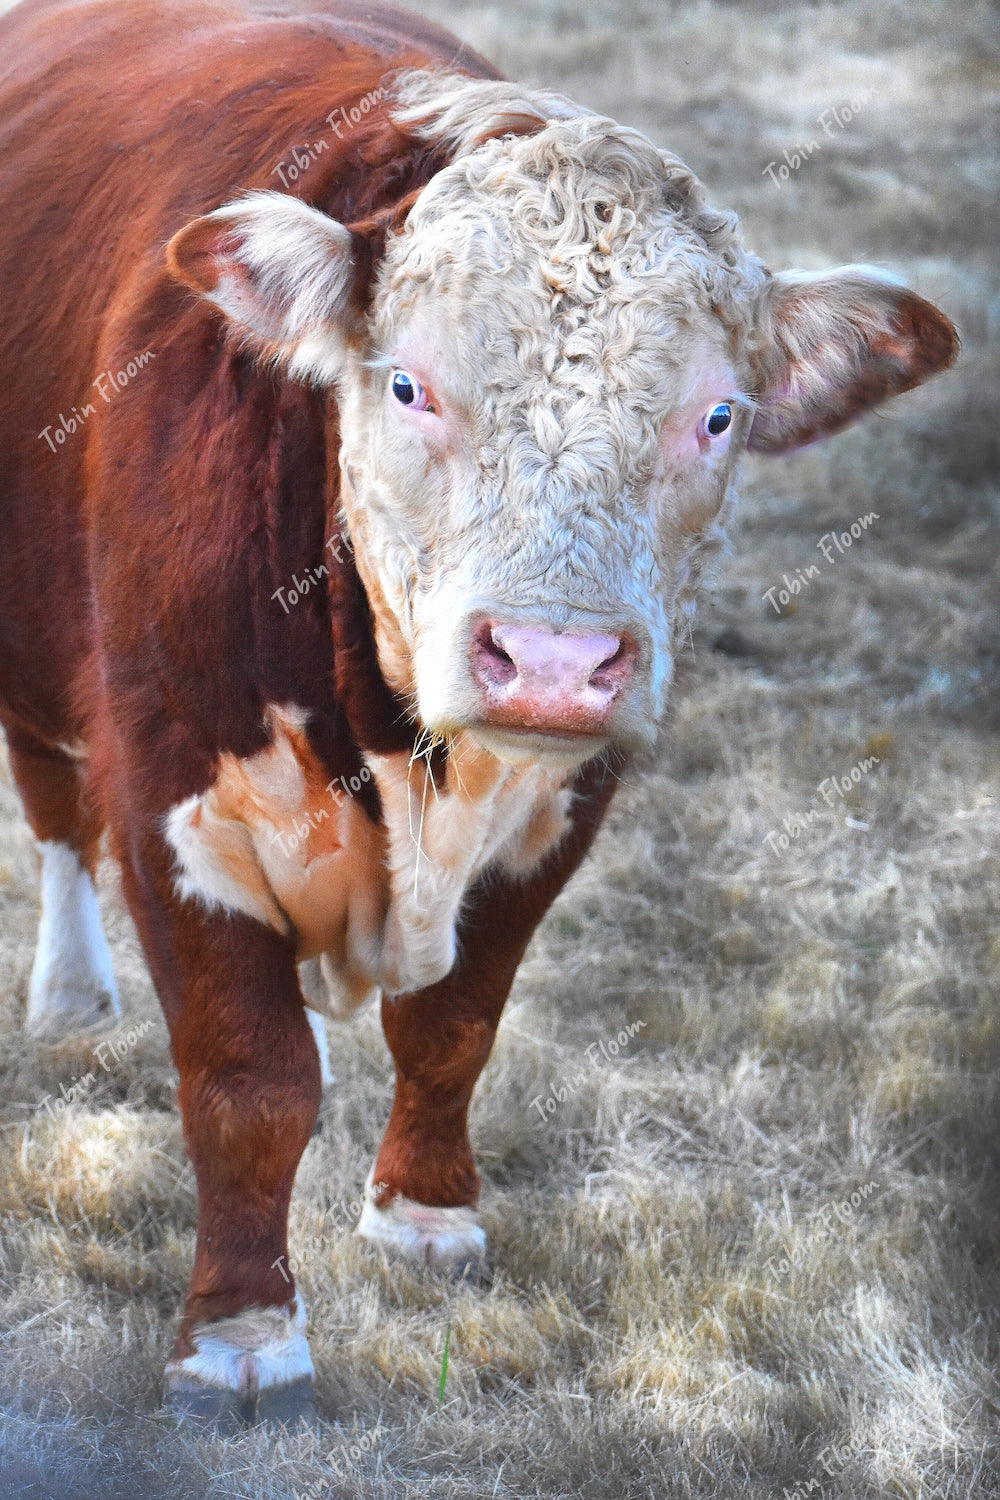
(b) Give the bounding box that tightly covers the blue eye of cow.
[391,369,435,412]
[706,402,732,436]
[391,370,419,405]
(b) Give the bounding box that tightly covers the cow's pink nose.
[470,622,636,734]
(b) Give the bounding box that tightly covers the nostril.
[590,637,636,688]
[474,621,636,715]
[471,623,518,687]
[592,642,625,680]
[487,632,517,683]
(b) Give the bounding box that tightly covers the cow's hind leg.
[4,722,120,1039]
[297,960,335,1089]
[120,837,321,1429]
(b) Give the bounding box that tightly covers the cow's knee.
[26,841,120,1039]
[164,1295,316,1430]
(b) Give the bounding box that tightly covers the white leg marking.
[165,1294,314,1395]
[354,1167,487,1269]
[26,842,120,1039]
[300,993,334,1090]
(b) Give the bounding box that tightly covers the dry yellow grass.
[1,0,998,1495]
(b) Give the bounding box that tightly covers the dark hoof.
[26,990,118,1042]
[449,1254,491,1288]
[257,1377,319,1428]
[165,1373,317,1431]
[166,1376,255,1433]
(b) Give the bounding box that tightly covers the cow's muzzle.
[469,621,638,738]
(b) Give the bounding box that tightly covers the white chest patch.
[163,707,572,1009]
[366,731,572,996]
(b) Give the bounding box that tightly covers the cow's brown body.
[0,0,620,1421]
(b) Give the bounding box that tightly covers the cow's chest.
[164,707,572,1011]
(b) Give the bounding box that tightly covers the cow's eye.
[390,370,432,412]
[703,402,733,437]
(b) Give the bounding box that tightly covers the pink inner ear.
[167,217,242,297]
[749,285,959,455]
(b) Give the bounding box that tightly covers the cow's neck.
[164,701,572,1013]
[163,542,574,1011]
[321,543,572,1000]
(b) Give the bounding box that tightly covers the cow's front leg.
[356,755,619,1269]
[120,839,321,1429]
[356,988,495,1269]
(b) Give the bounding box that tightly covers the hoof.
[164,1296,316,1429]
[256,1376,318,1427]
[353,1169,487,1272]
[165,1372,317,1431]
[448,1255,492,1288]
[26,984,119,1041]
[165,1374,255,1433]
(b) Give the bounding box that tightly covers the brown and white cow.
[0,0,957,1426]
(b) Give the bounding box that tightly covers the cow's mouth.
[465,722,613,771]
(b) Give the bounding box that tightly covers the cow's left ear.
[748,266,959,453]
[166,192,362,383]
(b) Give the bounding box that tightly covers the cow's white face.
[334,122,763,768]
[168,72,957,771]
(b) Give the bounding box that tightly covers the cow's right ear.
[166,192,361,383]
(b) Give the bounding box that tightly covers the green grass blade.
[437,1320,451,1407]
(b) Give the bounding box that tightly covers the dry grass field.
[1,0,998,1495]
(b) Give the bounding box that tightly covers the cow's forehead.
[373,113,767,370]
[365,118,763,490]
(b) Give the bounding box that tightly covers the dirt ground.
[1,0,997,1496]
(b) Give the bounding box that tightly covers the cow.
[0,0,957,1428]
